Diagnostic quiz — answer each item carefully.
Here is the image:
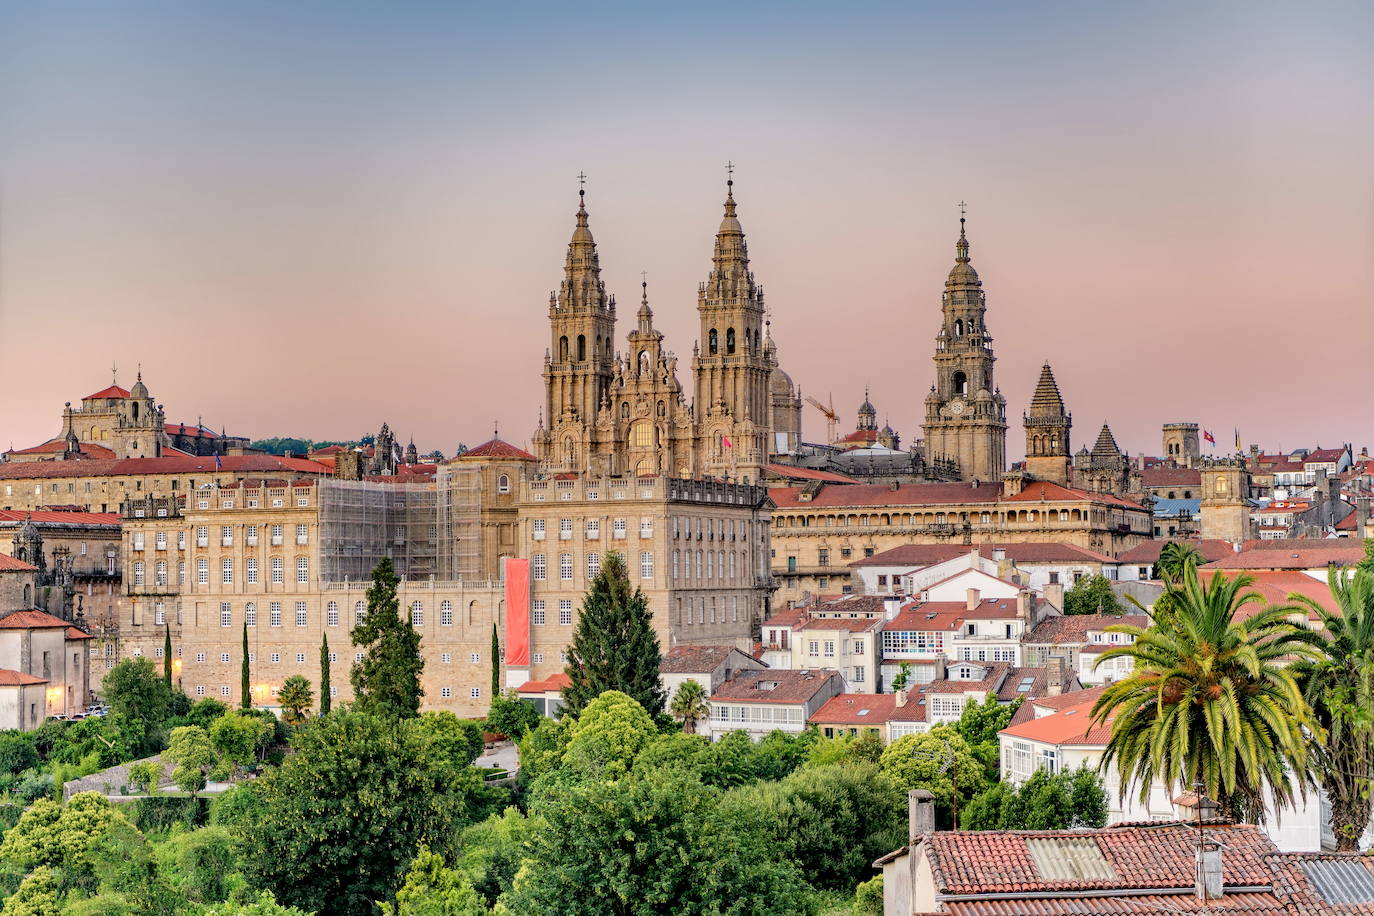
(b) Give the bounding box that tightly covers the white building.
[705,668,843,741]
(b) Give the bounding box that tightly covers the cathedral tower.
[613,281,695,478]
[692,179,773,482]
[1023,363,1072,485]
[535,188,617,473]
[921,215,1007,482]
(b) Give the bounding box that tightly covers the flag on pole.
[1203,430,1216,446]
[214,453,223,469]
[1234,429,1242,450]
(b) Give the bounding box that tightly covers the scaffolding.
[435,464,483,581]
[318,479,439,583]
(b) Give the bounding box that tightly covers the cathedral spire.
[1029,362,1066,415]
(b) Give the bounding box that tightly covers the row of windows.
[133,524,310,551]
[532,518,649,540]
[188,649,486,665]
[532,552,651,580]
[677,596,742,626]
[203,598,462,628]
[670,549,747,581]
[132,556,310,587]
[531,600,575,626]
[190,684,481,699]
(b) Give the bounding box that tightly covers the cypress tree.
[562,551,665,716]
[490,623,500,699]
[350,557,424,719]
[163,624,173,687]
[241,622,251,709]
[319,633,331,715]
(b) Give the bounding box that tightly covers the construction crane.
[805,394,839,446]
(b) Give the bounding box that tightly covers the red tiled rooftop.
[516,672,571,694]
[65,627,93,640]
[1006,480,1144,510]
[853,541,1115,568]
[0,610,74,629]
[5,438,117,459]
[1116,539,1236,565]
[770,481,1002,509]
[0,454,331,481]
[83,385,130,400]
[660,645,748,674]
[711,669,841,704]
[763,464,860,484]
[460,438,537,461]
[0,669,48,686]
[999,691,1116,747]
[0,554,38,572]
[164,423,220,438]
[1139,466,1202,488]
[1024,612,1150,645]
[1202,541,1366,570]
[808,692,897,725]
[0,510,121,527]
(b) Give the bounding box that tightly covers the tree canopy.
[561,552,665,717]
[351,558,424,720]
[1063,574,1123,615]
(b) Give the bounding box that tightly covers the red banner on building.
[503,557,531,669]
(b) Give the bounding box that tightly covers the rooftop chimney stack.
[1046,656,1065,696]
[909,789,935,843]
[1196,841,1223,900]
[1016,589,1032,623]
[1044,582,1065,611]
[966,588,981,611]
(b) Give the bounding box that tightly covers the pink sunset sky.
[1,2,1371,460]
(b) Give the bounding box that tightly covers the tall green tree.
[100,657,172,753]
[241,623,251,710]
[1063,574,1123,615]
[351,558,424,720]
[1290,566,1374,850]
[320,633,332,715]
[1091,562,1321,823]
[166,725,213,797]
[490,624,500,700]
[244,710,481,915]
[163,625,174,687]
[961,766,1107,830]
[561,552,665,717]
[668,680,710,735]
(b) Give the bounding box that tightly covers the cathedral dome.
[945,260,980,287]
[770,366,796,397]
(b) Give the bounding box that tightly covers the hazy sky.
[2,1,1371,460]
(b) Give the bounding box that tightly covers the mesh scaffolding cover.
[318,479,439,583]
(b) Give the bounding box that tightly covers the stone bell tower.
[921,213,1007,482]
[1024,363,1071,486]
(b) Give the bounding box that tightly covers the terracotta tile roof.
[0,669,48,686]
[0,610,72,629]
[1116,539,1237,565]
[1202,541,1366,570]
[1006,480,1144,510]
[0,510,121,527]
[763,464,860,484]
[1026,685,1107,712]
[1140,466,1202,488]
[1239,571,1337,620]
[853,542,1117,567]
[923,823,1279,899]
[882,602,968,632]
[65,626,93,640]
[770,480,1002,509]
[5,438,118,459]
[515,672,571,694]
[163,422,220,438]
[460,438,537,461]
[83,385,130,400]
[943,891,1288,913]
[808,692,897,725]
[999,691,1116,746]
[660,645,743,674]
[923,662,1010,697]
[711,669,841,704]
[760,605,810,629]
[889,693,929,723]
[0,554,38,572]
[995,666,1057,702]
[1024,613,1149,645]
[838,428,879,446]
[1306,448,1348,464]
[0,455,331,481]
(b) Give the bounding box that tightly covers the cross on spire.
[577,171,587,193]
[726,160,734,182]
[958,200,967,218]
[111,362,118,384]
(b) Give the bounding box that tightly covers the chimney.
[884,596,904,620]
[1046,656,1065,696]
[992,547,1007,563]
[1044,582,1065,610]
[1196,841,1223,900]
[966,588,981,611]
[895,687,908,707]
[1358,497,1371,534]
[1016,589,1032,623]
[997,556,1014,582]
[908,789,936,843]
[934,655,947,682]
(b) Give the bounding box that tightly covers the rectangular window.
[154,603,166,625]
[410,601,423,627]
[853,666,865,683]
[808,641,819,657]
[439,601,452,626]
[470,687,481,698]
[246,557,258,584]
[587,552,601,580]
[640,551,654,579]
[196,685,205,696]
[270,602,282,627]
[818,548,829,566]
[246,526,258,546]
[134,561,145,586]
[532,600,546,626]
[532,554,546,580]
[245,603,257,627]
[196,652,206,663]
[178,531,186,550]
[559,553,573,580]
[271,653,281,663]
[586,518,600,539]
[296,602,308,627]
[221,558,233,584]
[441,687,452,698]
[441,653,451,664]
[559,600,572,625]
[613,517,626,539]
[196,559,208,585]
[325,600,339,626]
[640,518,653,538]
[470,653,481,664]
[823,641,835,658]
[532,519,545,540]
[271,524,283,545]
[132,532,145,551]
[297,557,309,583]
[296,524,308,545]
[559,518,573,540]
[271,558,284,584]
[221,526,233,547]
[296,653,306,664]
[220,603,232,627]
[155,531,168,550]
[221,653,231,663]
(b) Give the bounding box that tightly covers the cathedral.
[531,181,801,484]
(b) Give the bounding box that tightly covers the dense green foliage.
[1063,574,1123,615]
[879,727,984,828]
[950,694,1021,783]
[1092,562,1320,823]
[562,552,665,717]
[351,558,424,720]
[378,845,484,916]
[276,676,314,726]
[101,658,174,753]
[484,691,541,740]
[319,634,332,716]
[961,766,1107,830]
[668,679,711,735]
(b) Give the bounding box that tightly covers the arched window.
[498,474,510,493]
[952,371,969,396]
[708,328,718,355]
[656,400,665,417]
[577,335,586,361]
[726,328,736,354]
[632,421,654,448]
[954,318,964,336]
[563,438,576,464]
[620,401,630,420]
[559,336,569,360]
[132,402,139,420]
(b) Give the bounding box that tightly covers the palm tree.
[1091,561,1321,824]
[1155,541,1204,584]
[1290,566,1374,850]
[277,675,315,726]
[669,679,711,735]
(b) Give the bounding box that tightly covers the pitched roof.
[0,454,331,481]
[1202,541,1366,571]
[65,626,93,640]
[0,510,121,527]
[1024,612,1150,645]
[999,690,1116,746]
[711,669,840,704]
[84,385,130,400]
[4,438,118,459]
[515,672,570,694]
[0,554,38,572]
[922,822,1279,899]
[1140,466,1202,488]
[1091,423,1123,458]
[0,669,48,686]
[1027,363,1067,415]
[770,481,1002,509]
[459,438,537,461]
[763,464,860,484]
[1006,480,1143,510]
[660,645,744,674]
[853,542,1115,568]
[164,422,220,438]
[923,661,1010,696]
[808,692,898,725]
[0,610,73,629]
[1116,539,1237,565]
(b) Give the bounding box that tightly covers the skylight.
[1017,677,1036,692]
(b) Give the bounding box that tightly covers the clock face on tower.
[949,399,967,416]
